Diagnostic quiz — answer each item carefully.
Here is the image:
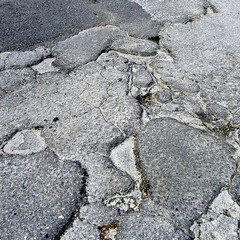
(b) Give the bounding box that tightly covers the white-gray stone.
[191,190,240,240]
[3,130,47,155]
[2,47,50,69]
[110,137,140,182]
[32,58,58,74]
[111,36,158,56]
[107,137,144,212]
[130,65,155,98]
[132,65,154,88]
[232,116,240,128]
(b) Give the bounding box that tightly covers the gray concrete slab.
[137,118,235,235]
[0,150,85,240]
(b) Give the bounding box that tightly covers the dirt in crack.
[136,93,155,108]
[133,136,151,198]
[99,220,121,240]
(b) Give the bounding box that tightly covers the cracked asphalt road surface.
[0,0,160,51]
[0,0,240,239]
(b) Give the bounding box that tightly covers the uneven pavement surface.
[0,0,240,239]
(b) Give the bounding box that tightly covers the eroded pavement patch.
[0,0,240,239]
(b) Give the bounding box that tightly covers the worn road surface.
[0,0,160,51]
[0,0,240,239]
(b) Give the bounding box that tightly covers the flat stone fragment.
[138,118,235,235]
[132,65,154,88]
[3,130,47,155]
[191,190,240,240]
[130,65,155,98]
[3,47,50,69]
[32,58,59,74]
[110,137,140,182]
[0,150,85,240]
[111,36,158,56]
[52,25,126,71]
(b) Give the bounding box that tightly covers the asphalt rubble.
[0,0,240,239]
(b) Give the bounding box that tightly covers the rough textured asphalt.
[0,0,160,52]
[1,0,240,239]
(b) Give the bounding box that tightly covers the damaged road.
[0,0,240,239]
